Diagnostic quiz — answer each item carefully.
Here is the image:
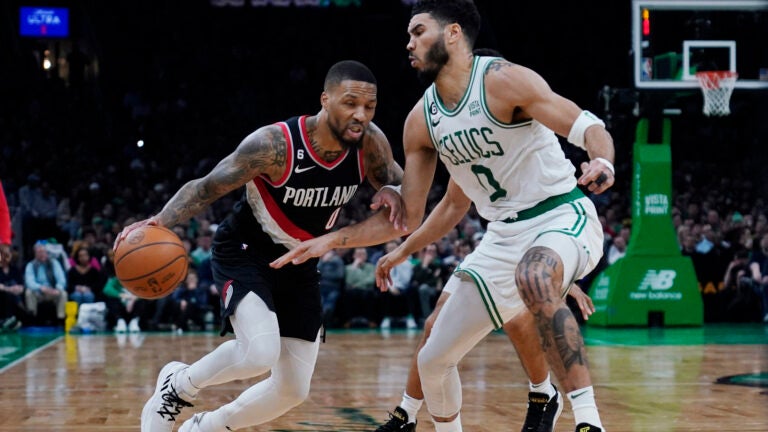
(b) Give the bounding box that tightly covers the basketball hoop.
[695,71,738,116]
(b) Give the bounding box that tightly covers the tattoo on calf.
[552,308,586,369]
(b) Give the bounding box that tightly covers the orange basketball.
[114,225,189,299]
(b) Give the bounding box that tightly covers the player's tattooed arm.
[485,58,517,75]
[364,122,403,190]
[156,125,287,227]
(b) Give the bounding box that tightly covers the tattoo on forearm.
[341,236,349,246]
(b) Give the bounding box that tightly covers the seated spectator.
[66,246,105,305]
[170,269,209,333]
[719,249,761,322]
[67,239,102,271]
[102,250,146,332]
[24,241,68,325]
[412,243,443,322]
[0,251,28,330]
[341,247,378,328]
[197,256,220,326]
[189,230,213,268]
[748,233,768,323]
[607,236,627,265]
[379,239,417,330]
[317,249,345,327]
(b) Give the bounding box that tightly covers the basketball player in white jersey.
[272,1,614,431]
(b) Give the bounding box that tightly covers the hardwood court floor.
[0,324,766,431]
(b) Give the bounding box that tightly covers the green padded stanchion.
[589,118,703,326]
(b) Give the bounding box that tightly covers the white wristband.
[593,157,615,175]
[381,184,402,195]
[567,110,605,150]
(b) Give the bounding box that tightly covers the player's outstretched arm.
[376,178,470,290]
[116,125,286,248]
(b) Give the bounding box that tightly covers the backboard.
[632,0,768,89]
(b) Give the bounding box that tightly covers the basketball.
[114,225,189,299]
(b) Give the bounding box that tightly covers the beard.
[329,118,364,150]
[416,38,450,85]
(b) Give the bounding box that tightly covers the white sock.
[175,367,200,401]
[567,386,602,428]
[529,373,557,399]
[400,393,422,424]
[433,413,462,432]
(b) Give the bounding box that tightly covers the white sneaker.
[178,412,208,432]
[141,362,193,432]
[380,317,391,329]
[129,317,141,333]
[115,318,127,333]
[406,316,417,329]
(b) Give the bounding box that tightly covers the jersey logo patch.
[294,165,316,174]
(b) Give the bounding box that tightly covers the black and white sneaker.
[141,361,194,432]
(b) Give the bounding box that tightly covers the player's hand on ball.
[114,217,159,251]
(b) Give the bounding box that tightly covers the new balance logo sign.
[638,270,676,290]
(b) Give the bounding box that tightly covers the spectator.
[197,256,220,327]
[0,251,27,330]
[317,249,345,327]
[170,269,209,333]
[66,245,105,305]
[379,239,417,330]
[748,233,768,322]
[102,249,145,332]
[24,241,68,325]
[412,243,443,322]
[342,247,378,328]
[607,235,627,265]
[720,249,761,322]
[189,230,213,268]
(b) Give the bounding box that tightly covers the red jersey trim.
[0,180,11,245]
[356,148,366,183]
[299,115,349,169]
[252,177,314,241]
[260,122,293,188]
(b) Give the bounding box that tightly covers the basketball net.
[695,71,737,116]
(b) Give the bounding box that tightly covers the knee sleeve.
[417,280,492,418]
[188,293,281,389]
[205,333,321,431]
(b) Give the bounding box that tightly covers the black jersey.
[228,115,366,250]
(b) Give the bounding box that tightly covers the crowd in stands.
[2,154,767,333]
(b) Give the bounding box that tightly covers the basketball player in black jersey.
[116,60,405,432]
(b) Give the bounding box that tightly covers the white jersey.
[423,56,577,222]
